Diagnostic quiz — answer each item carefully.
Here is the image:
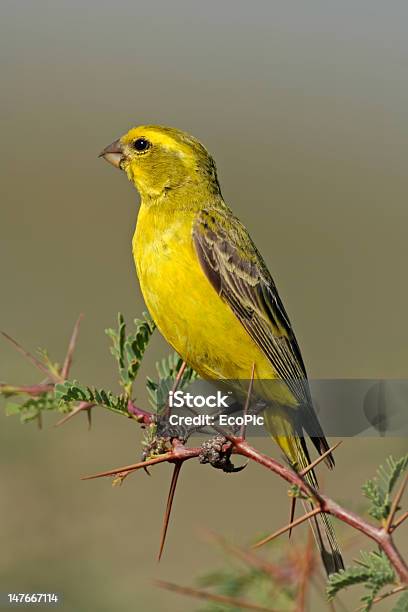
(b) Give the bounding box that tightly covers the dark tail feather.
[265,408,344,575]
[304,499,344,575]
[299,437,344,575]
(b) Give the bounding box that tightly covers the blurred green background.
[1,1,407,610]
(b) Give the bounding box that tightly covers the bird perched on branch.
[100,125,344,574]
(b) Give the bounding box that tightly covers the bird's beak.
[98,139,124,168]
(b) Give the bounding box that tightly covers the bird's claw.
[199,434,247,473]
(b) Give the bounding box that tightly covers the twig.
[61,314,84,379]
[173,360,187,392]
[253,507,322,549]
[127,399,154,424]
[81,446,201,480]
[156,580,282,612]
[234,438,408,583]
[356,584,407,610]
[299,441,343,477]
[0,383,54,396]
[157,461,182,561]
[391,511,408,532]
[386,472,408,532]
[79,432,408,583]
[54,402,94,427]
[81,453,174,480]
[86,406,92,429]
[1,331,61,382]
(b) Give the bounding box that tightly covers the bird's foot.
[141,417,192,466]
[199,434,247,473]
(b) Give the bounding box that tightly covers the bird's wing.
[193,207,332,463]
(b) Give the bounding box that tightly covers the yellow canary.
[100,125,343,574]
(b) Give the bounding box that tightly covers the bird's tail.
[264,407,344,576]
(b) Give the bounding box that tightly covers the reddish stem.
[79,431,408,584]
[235,439,408,584]
[0,383,54,396]
[157,461,183,561]
[54,401,94,427]
[127,399,154,424]
[61,314,84,379]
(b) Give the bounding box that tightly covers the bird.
[99,125,344,574]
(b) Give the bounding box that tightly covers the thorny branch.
[82,433,408,584]
[2,316,408,611]
[61,313,84,380]
[1,331,62,382]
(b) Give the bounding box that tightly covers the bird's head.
[99,125,221,201]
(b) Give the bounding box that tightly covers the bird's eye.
[133,138,150,152]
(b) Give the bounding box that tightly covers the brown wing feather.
[193,207,334,466]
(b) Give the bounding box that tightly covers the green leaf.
[327,565,371,599]
[327,550,395,611]
[146,352,198,413]
[4,402,23,416]
[105,312,156,392]
[383,455,408,495]
[4,393,64,423]
[55,380,128,416]
[362,454,408,521]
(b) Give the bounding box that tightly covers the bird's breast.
[132,205,275,380]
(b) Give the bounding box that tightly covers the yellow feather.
[133,204,290,388]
